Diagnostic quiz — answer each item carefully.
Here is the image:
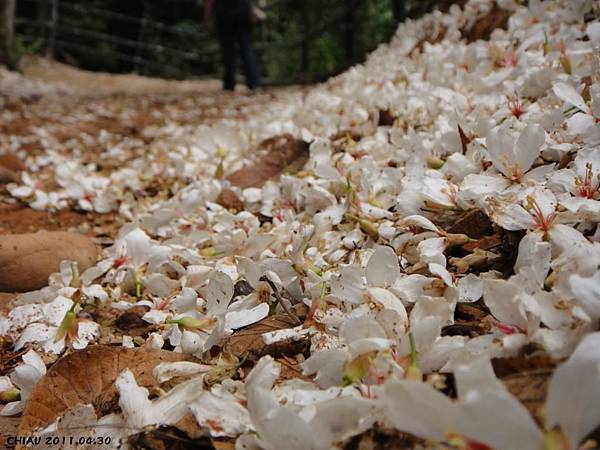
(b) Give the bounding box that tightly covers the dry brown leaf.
[0,152,27,172]
[461,4,511,43]
[493,356,556,423]
[0,167,18,184]
[216,188,244,213]
[0,416,21,450]
[0,336,27,376]
[276,355,311,383]
[222,314,308,362]
[128,427,213,450]
[446,209,492,239]
[226,134,309,188]
[0,231,97,292]
[457,124,471,155]
[19,345,195,436]
[0,292,16,315]
[501,369,552,423]
[212,439,236,450]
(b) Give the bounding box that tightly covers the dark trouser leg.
[218,26,236,91]
[238,28,260,90]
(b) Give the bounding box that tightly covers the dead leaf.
[457,124,471,155]
[115,307,156,336]
[128,427,213,450]
[216,188,243,213]
[501,369,553,423]
[276,356,311,383]
[461,4,511,43]
[0,167,18,184]
[19,345,196,436]
[0,336,27,376]
[227,135,309,188]
[0,152,27,172]
[0,416,20,450]
[0,292,16,315]
[378,109,396,127]
[0,231,97,292]
[493,356,556,423]
[211,439,236,450]
[446,209,492,239]
[222,315,308,362]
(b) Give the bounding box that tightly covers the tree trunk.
[46,0,58,59]
[0,0,16,67]
[344,0,355,62]
[392,0,405,22]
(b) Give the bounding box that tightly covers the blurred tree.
[12,0,448,82]
[0,0,16,68]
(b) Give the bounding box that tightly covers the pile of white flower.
[2,0,600,449]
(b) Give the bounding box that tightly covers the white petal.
[330,265,366,304]
[173,287,198,313]
[153,361,211,383]
[0,376,13,392]
[301,349,348,388]
[545,332,600,449]
[11,364,44,400]
[0,401,25,416]
[390,274,432,304]
[515,231,551,287]
[383,380,460,441]
[116,370,152,429]
[116,369,204,430]
[483,280,528,330]
[225,303,269,330]
[486,125,516,178]
[418,238,447,266]
[553,82,591,114]
[205,271,235,315]
[349,337,393,356]
[142,309,169,325]
[122,228,153,268]
[456,274,483,303]
[366,287,408,322]
[459,174,510,203]
[309,395,377,444]
[547,224,588,256]
[428,263,453,286]
[514,123,546,173]
[399,215,439,233]
[339,315,387,344]
[190,390,252,437]
[144,273,179,298]
[21,349,47,376]
[489,202,535,231]
[365,246,400,288]
[569,272,600,321]
[14,323,55,351]
[458,388,542,450]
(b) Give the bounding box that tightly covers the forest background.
[8,0,449,84]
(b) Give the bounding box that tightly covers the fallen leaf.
[222,315,308,362]
[19,345,196,435]
[0,231,97,292]
[227,135,309,188]
[447,209,492,239]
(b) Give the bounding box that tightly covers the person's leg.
[238,27,260,90]
[218,23,236,91]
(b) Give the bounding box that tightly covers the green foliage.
[2,35,36,71]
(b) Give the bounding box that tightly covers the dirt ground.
[0,57,281,235]
[0,57,286,447]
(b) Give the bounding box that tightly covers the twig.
[259,275,301,325]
